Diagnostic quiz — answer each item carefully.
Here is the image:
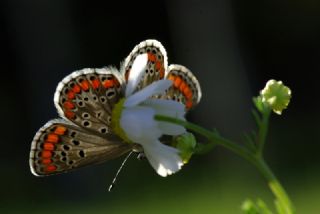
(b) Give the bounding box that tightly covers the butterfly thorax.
[111,98,132,143]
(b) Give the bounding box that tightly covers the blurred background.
[1,0,320,213]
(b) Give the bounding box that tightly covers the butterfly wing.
[164,64,202,110]
[54,67,125,136]
[30,119,134,176]
[121,39,168,94]
[123,40,201,111]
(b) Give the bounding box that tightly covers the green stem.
[257,109,271,157]
[155,115,294,214]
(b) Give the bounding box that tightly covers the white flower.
[119,54,186,177]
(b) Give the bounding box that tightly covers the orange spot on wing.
[179,81,187,91]
[103,80,114,88]
[54,126,67,135]
[185,90,193,99]
[174,77,182,88]
[80,80,90,91]
[72,84,81,93]
[167,74,175,81]
[155,61,162,70]
[183,86,191,96]
[91,79,100,89]
[65,111,75,119]
[67,91,75,100]
[46,134,59,143]
[41,151,52,158]
[186,100,193,109]
[45,165,57,172]
[113,78,120,87]
[42,158,52,165]
[63,101,75,109]
[43,143,54,151]
[148,53,156,62]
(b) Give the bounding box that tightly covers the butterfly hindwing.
[54,68,125,136]
[30,119,134,176]
[164,64,202,110]
[122,40,168,93]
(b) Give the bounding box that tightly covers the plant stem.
[155,115,294,214]
[257,109,271,157]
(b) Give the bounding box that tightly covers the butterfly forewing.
[122,40,168,93]
[164,64,202,110]
[54,68,125,136]
[30,119,134,176]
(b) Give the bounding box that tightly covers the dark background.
[1,0,319,213]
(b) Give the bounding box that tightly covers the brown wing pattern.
[54,68,125,136]
[30,119,133,176]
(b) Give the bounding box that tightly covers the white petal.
[125,53,148,97]
[144,98,186,135]
[120,106,161,143]
[124,79,172,107]
[143,98,185,118]
[142,140,184,177]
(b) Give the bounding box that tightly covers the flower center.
[111,98,131,143]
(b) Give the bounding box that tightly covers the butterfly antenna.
[108,151,133,192]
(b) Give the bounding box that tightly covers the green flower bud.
[260,80,292,115]
[173,132,196,164]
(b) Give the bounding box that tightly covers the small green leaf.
[241,199,273,214]
[242,199,259,214]
[253,96,264,113]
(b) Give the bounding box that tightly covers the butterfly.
[29,39,202,176]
